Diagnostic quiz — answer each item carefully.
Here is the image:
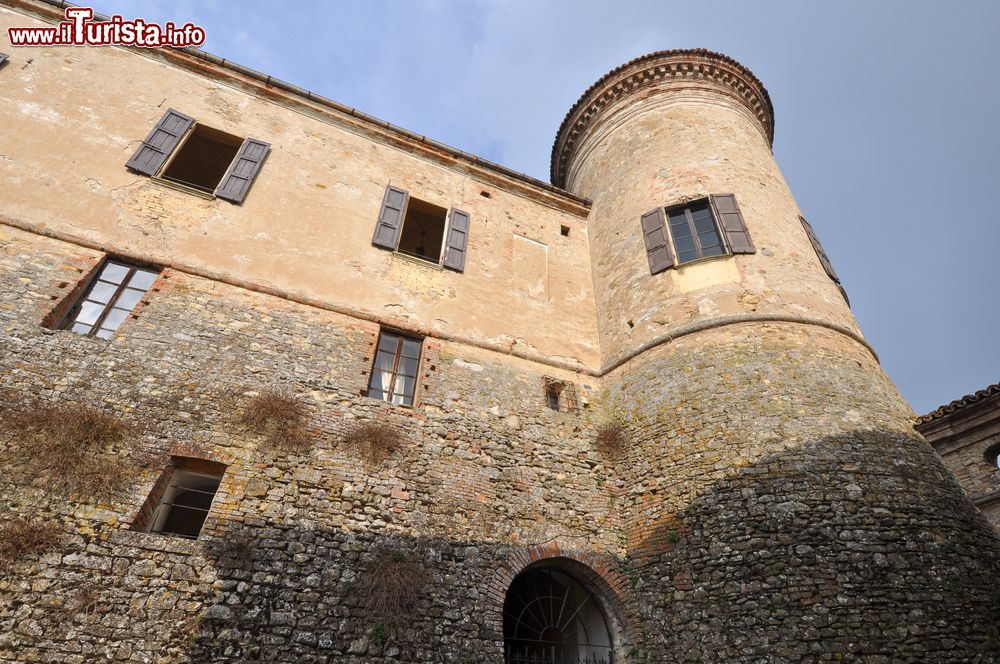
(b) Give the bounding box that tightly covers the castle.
[2,1,1000,662]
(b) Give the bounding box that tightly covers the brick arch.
[485,542,643,658]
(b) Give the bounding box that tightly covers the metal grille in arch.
[503,567,614,664]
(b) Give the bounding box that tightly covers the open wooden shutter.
[442,208,470,272]
[710,194,755,254]
[799,216,840,283]
[640,208,675,274]
[372,185,409,250]
[0,53,8,67]
[215,138,270,204]
[125,109,194,176]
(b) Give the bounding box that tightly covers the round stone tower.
[554,50,1000,660]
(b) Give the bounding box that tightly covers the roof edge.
[11,0,591,213]
[914,382,1000,427]
[550,49,775,188]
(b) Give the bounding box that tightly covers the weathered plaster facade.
[1,2,999,663]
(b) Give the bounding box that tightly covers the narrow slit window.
[61,259,159,339]
[162,124,243,193]
[366,330,422,406]
[546,384,562,411]
[148,469,223,539]
[397,197,448,263]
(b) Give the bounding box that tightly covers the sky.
[89,0,1000,415]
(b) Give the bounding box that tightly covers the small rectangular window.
[546,384,562,411]
[148,469,223,539]
[372,185,471,272]
[61,259,159,339]
[366,330,422,406]
[666,200,727,264]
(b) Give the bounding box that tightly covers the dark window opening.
[148,469,222,539]
[397,197,448,263]
[546,384,562,411]
[480,190,492,198]
[162,124,242,193]
[560,225,571,237]
[61,259,159,339]
[503,566,613,664]
[366,330,422,406]
[985,443,1000,469]
[667,199,726,265]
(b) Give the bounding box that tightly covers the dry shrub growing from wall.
[594,420,627,458]
[241,390,311,452]
[340,421,405,464]
[0,518,61,570]
[0,400,134,495]
[354,548,427,628]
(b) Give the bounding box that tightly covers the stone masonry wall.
[601,325,1000,661]
[0,224,637,663]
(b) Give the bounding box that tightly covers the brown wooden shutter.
[710,194,755,254]
[372,185,409,250]
[215,138,270,204]
[442,208,470,272]
[640,208,675,274]
[799,216,840,283]
[125,109,194,176]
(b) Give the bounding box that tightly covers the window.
[162,124,243,193]
[126,108,269,204]
[667,199,726,263]
[366,330,422,406]
[546,384,562,411]
[640,194,755,274]
[61,259,158,339]
[147,468,223,539]
[372,185,471,272]
[984,443,1000,470]
[0,53,9,68]
[799,215,850,305]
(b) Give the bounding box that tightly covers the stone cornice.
[551,49,775,188]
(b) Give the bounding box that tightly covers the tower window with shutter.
[640,194,755,273]
[126,108,269,204]
[372,185,471,272]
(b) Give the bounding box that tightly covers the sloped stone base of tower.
[606,323,1000,661]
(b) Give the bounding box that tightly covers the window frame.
[366,329,423,407]
[59,258,159,339]
[664,198,730,265]
[157,122,242,194]
[146,468,224,540]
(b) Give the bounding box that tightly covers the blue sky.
[92,0,1000,415]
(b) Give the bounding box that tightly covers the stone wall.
[0,224,630,663]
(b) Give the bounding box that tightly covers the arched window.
[984,442,1000,470]
[503,564,614,664]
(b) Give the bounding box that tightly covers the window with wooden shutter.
[126,108,194,176]
[372,186,471,271]
[215,138,270,203]
[640,208,675,274]
[799,216,840,283]
[799,215,849,305]
[665,199,727,264]
[127,110,268,204]
[442,209,470,272]
[710,194,755,254]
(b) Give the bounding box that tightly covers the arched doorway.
[503,563,615,664]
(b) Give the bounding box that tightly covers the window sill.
[149,176,217,200]
[391,251,444,271]
[674,252,734,271]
